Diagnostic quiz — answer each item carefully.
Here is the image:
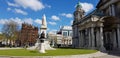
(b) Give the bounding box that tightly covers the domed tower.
[72,1,85,48]
[40,14,47,38]
[73,1,85,23]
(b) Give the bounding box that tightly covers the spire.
[41,14,47,28]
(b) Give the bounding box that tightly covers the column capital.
[99,23,104,27]
[89,23,95,28]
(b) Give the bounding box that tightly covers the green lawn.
[0,48,98,56]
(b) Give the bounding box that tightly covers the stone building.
[57,26,72,47]
[20,23,38,46]
[47,26,72,47]
[72,0,120,51]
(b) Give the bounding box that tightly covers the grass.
[0,48,98,56]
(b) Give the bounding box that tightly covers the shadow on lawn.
[29,51,38,53]
[55,47,99,51]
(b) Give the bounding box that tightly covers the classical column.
[113,29,117,49]
[88,28,91,48]
[109,5,112,16]
[99,24,106,52]
[80,31,83,48]
[79,31,81,48]
[117,24,120,48]
[96,29,100,48]
[81,30,83,47]
[111,4,115,16]
[83,30,85,48]
[91,27,95,48]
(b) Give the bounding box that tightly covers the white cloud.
[14,8,27,15]
[51,15,60,21]
[45,4,51,8]
[14,0,45,11]
[7,0,45,11]
[24,18,33,24]
[47,28,50,31]
[0,17,34,26]
[51,29,57,32]
[10,17,23,25]
[7,8,11,11]
[48,21,56,25]
[0,19,8,25]
[70,20,73,25]
[7,2,19,7]
[47,5,51,8]
[81,2,94,12]
[34,19,42,25]
[61,13,73,18]
[0,18,22,26]
[0,32,2,34]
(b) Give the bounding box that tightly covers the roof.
[60,26,72,30]
[73,9,105,25]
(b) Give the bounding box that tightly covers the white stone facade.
[72,0,120,51]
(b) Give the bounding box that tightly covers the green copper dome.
[76,1,82,8]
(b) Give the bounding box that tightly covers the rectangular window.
[69,31,73,37]
[63,31,68,36]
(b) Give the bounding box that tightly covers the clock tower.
[73,1,85,24]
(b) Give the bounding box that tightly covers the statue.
[27,31,55,53]
[39,31,45,43]
[40,31,45,39]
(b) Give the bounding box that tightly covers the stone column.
[91,27,95,48]
[111,4,115,16]
[83,30,85,48]
[99,23,106,52]
[96,29,100,48]
[81,30,84,47]
[117,24,120,48]
[80,31,83,48]
[79,31,81,48]
[88,28,91,48]
[113,29,117,49]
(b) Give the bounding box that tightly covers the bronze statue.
[40,31,45,39]
[39,31,45,43]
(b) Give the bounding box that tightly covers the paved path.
[97,55,120,58]
[0,47,22,50]
[96,50,120,58]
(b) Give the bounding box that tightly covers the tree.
[2,20,19,46]
[0,33,4,40]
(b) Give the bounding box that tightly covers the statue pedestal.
[27,38,55,53]
[39,41,45,53]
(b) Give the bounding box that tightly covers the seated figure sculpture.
[27,31,55,53]
[40,31,45,39]
[39,31,45,43]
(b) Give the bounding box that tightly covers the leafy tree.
[2,20,19,46]
[0,33,4,40]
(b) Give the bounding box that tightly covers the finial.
[76,0,82,8]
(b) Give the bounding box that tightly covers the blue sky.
[0,0,99,33]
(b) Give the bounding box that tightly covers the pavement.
[0,47,22,50]
[0,48,120,58]
[96,50,120,58]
